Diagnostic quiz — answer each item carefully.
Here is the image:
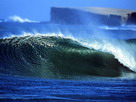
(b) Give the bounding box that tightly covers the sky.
[0,0,136,21]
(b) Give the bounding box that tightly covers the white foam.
[81,40,136,72]
[6,15,39,23]
[3,32,65,39]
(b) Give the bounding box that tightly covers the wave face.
[0,35,135,79]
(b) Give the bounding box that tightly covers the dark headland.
[50,7,136,26]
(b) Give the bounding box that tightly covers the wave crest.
[6,15,39,23]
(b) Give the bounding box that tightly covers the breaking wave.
[0,34,136,79]
[82,39,136,72]
[6,15,39,23]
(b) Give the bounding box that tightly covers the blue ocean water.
[0,21,136,101]
[1,74,136,102]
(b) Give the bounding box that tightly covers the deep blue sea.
[0,21,136,101]
[1,74,136,102]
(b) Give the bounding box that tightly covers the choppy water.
[0,74,136,101]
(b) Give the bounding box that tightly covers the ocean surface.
[0,21,136,101]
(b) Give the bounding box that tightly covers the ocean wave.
[0,34,135,79]
[100,25,136,31]
[6,15,39,23]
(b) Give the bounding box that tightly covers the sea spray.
[81,39,136,72]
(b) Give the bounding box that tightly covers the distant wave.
[0,34,135,79]
[5,15,39,23]
[100,25,136,31]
